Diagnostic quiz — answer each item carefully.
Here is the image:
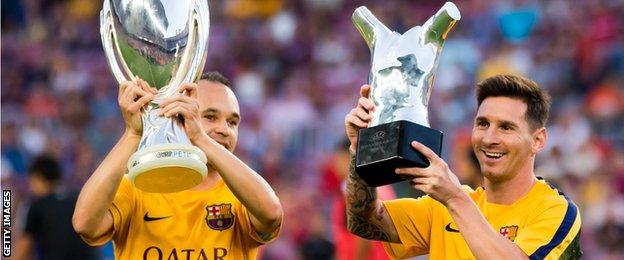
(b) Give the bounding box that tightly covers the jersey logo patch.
[500,225,518,241]
[206,204,235,231]
[143,212,172,222]
[445,223,460,233]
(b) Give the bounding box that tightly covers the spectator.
[14,155,99,260]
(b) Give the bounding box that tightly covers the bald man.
[73,72,283,259]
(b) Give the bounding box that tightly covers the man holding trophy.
[344,2,581,259]
[73,1,282,259]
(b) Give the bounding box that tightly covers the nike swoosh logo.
[144,212,172,222]
[445,223,460,233]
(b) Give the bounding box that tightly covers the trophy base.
[128,143,208,193]
[356,120,443,187]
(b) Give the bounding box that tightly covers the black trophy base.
[355,120,443,187]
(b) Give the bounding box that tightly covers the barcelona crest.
[500,225,519,241]
[206,204,235,231]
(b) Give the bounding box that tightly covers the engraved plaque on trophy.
[353,2,460,187]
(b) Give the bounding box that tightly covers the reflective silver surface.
[100,0,210,179]
[353,2,460,127]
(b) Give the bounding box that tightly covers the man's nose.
[482,128,500,144]
[213,119,230,137]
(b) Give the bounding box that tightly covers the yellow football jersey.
[91,176,280,260]
[383,178,581,259]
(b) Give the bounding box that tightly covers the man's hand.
[344,85,375,154]
[118,77,157,137]
[74,78,155,244]
[395,141,463,205]
[158,83,206,143]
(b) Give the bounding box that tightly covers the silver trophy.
[353,2,460,186]
[100,0,210,193]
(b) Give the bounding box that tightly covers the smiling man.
[344,74,582,259]
[73,72,283,259]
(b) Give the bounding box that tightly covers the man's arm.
[159,84,282,238]
[343,84,399,243]
[448,196,580,259]
[396,141,528,259]
[72,132,141,243]
[345,154,399,243]
[194,135,283,237]
[446,194,528,259]
[72,79,155,243]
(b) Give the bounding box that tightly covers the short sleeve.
[80,176,136,246]
[382,197,435,259]
[516,199,582,259]
[238,204,282,244]
[109,176,136,245]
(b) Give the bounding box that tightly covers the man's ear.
[532,127,547,154]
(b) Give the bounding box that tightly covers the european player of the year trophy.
[353,2,461,187]
[100,0,210,193]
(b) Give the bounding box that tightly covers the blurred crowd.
[2,0,623,259]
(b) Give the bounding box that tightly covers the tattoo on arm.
[346,154,390,241]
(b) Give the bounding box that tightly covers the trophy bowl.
[100,0,210,193]
[353,2,460,187]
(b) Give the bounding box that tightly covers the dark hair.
[476,74,551,130]
[200,71,231,87]
[28,154,62,182]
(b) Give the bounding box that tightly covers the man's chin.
[482,170,511,183]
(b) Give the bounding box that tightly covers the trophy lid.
[111,0,192,51]
[352,2,460,127]
[101,0,210,97]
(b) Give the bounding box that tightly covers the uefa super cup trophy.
[353,2,460,187]
[100,0,210,193]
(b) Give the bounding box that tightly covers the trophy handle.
[352,6,392,51]
[100,0,131,84]
[190,0,210,83]
[157,0,210,99]
[423,2,461,46]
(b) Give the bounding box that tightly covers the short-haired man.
[15,155,99,260]
[344,74,581,259]
[73,72,283,259]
